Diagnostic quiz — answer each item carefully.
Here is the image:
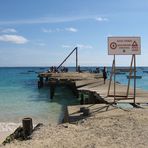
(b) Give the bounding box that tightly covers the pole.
[107,58,115,96]
[134,55,136,104]
[57,47,77,70]
[126,55,134,98]
[76,47,78,72]
[114,55,116,103]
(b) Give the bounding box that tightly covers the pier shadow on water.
[28,85,79,124]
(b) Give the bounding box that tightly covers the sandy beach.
[1,105,148,148]
[0,132,11,145]
[0,122,21,145]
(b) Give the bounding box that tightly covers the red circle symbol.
[110,42,117,49]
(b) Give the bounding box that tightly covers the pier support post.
[80,93,84,105]
[70,81,79,98]
[38,76,44,89]
[88,91,97,104]
[63,106,69,123]
[22,118,33,138]
[45,76,48,82]
[50,81,56,99]
[88,92,94,103]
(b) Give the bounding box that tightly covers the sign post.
[107,37,141,103]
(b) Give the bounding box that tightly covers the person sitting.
[96,67,100,73]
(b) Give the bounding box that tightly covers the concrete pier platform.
[38,72,148,104]
[76,79,148,103]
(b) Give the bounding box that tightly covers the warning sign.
[132,41,138,51]
[108,37,141,55]
[110,42,117,49]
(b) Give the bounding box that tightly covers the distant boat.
[20,72,30,75]
[143,71,148,73]
[127,75,142,79]
[115,72,126,75]
[116,68,136,72]
[40,68,45,70]
[139,67,144,70]
[28,70,35,72]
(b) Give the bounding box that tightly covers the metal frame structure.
[57,47,78,71]
[107,54,136,104]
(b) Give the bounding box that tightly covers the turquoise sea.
[0,67,78,133]
[0,67,148,133]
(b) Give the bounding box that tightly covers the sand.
[1,106,148,148]
[0,132,11,145]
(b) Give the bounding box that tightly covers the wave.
[0,122,21,132]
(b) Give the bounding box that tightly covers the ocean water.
[0,67,148,134]
[0,67,78,133]
[111,67,148,90]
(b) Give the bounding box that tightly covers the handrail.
[57,47,78,71]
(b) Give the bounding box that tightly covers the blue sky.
[0,0,148,67]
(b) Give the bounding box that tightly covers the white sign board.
[108,37,141,55]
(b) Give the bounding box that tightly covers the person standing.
[103,67,107,84]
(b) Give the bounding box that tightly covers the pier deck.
[38,72,148,104]
[38,72,102,80]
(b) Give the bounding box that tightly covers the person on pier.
[102,67,107,84]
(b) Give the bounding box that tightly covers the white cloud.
[106,34,113,37]
[0,16,87,25]
[76,44,93,49]
[42,27,78,33]
[95,17,108,22]
[42,28,63,33]
[56,28,63,32]
[62,45,72,48]
[65,27,78,32]
[62,44,93,49]
[0,34,28,44]
[0,15,108,25]
[0,28,17,33]
[36,42,46,46]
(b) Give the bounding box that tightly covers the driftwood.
[2,123,43,145]
[2,126,25,145]
[33,123,43,131]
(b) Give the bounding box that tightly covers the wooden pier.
[38,72,148,104]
